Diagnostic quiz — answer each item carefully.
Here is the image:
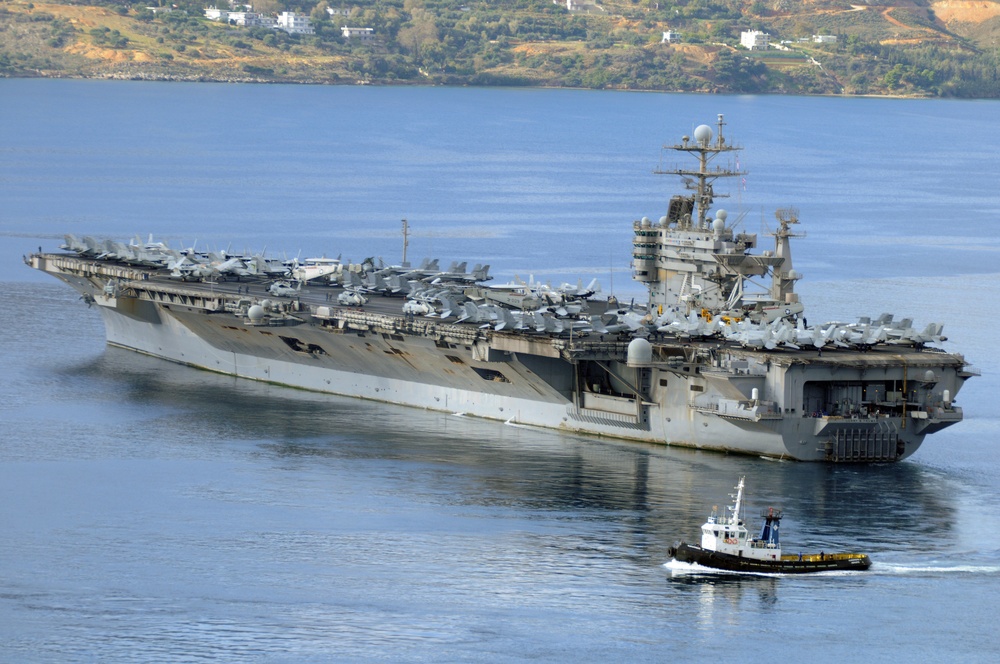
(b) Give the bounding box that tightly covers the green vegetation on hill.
[2,0,999,97]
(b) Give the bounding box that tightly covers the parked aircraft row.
[62,236,498,291]
[343,258,492,294]
[649,308,947,350]
[62,234,281,281]
[61,235,945,348]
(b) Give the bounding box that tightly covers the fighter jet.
[61,234,93,255]
[402,290,458,318]
[247,254,289,278]
[425,262,492,285]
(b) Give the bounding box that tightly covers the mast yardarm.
[653,113,747,229]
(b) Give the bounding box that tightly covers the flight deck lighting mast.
[401,218,410,267]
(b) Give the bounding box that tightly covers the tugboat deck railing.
[780,552,868,563]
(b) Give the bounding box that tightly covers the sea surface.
[2,79,999,662]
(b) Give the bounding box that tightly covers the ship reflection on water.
[72,346,961,566]
[667,569,781,615]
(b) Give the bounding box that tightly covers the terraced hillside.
[2,0,998,96]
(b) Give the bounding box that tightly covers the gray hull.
[32,254,973,462]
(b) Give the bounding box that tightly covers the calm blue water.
[2,79,1000,661]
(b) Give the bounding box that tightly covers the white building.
[205,8,277,27]
[204,7,229,21]
[341,26,375,41]
[326,7,352,17]
[230,11,275,27]
[276,12,314,35]
[812,34,837,43]
[740,30,770,50]
[661,30,679,44]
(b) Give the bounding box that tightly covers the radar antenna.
[654,114,747,229]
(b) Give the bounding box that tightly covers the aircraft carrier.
[27,115,976,462]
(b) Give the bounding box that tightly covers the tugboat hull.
[668,543,871,574]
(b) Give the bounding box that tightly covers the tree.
[398,5,439,57]
[253,0,284,15]
[311,2,330,23]
[710,20,732,40]
[883,63,904,89]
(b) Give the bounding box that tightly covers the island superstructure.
[26,115,976,462]
[636,117,804,323]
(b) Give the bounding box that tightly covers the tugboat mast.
[727,476,746,527]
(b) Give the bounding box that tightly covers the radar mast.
[654,114,746,229]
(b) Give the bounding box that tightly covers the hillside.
[2,0,999,97]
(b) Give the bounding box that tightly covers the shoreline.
[1,71,938,100]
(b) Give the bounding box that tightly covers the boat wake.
[666,559,1000,577]
[874,562,1000,575]
[664,559,733,575]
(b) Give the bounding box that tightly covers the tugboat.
[667,477,871,573]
